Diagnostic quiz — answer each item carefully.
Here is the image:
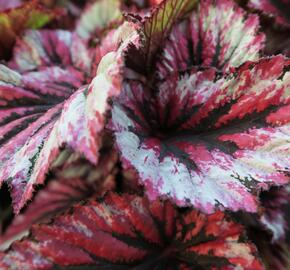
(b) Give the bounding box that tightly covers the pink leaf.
[111,56,290,213]
[158,0,265,77]
[0,22,139,213]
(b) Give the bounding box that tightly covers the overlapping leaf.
[0,193,264,269]
[142,0,198,66]
[0,148,117,251]
[126,0,199,74]
[0,0,288,268]
[111,55,290,213]
[249,0,290,28]
[126,0,264,78]
[0,30,91,213]
[0,19,139,213]
[111,0,288,213]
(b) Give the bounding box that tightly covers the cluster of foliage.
[0,0,289,269]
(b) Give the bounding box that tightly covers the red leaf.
[0,193,264,269]
[111,56,290,213]
[0,148,117,251]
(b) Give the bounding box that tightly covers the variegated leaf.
[0,22,139,213]
[0,149,117,251]
[111,56,290,213]
[127,0,199,74]
[76,0,123,40]
[0,193,264,269]
[158,0,265,77]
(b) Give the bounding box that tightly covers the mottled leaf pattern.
[0,30,91,213]
[10,29,91,72]
[0,193,264,270]
[0,0,289,268]
[0,21,138,213]
[158,0,265,77]
[111,56,290,213]
[249,0,290,27]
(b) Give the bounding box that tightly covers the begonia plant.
[0,0,289,269]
